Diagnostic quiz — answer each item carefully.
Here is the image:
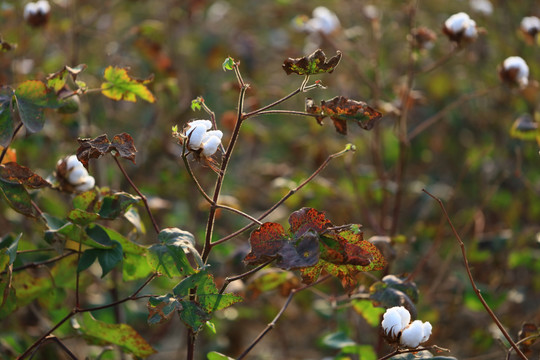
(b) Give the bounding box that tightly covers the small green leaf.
[207,351,235,360]
[0,233,21,270]
[222,57,235,71]
[101,66,155,103]
[0,95,14,147]
[321,331,356,349]
[191,98,203,111]
[77,312,156,358]
[352,299,385,327]
[205,321,216,334]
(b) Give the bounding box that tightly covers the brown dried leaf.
[77,133,137,168]
[282,49,342,76]
[0,162,50,188]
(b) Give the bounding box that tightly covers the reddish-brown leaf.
[306,96,382,135]
[0,162,50,188]
[288,207,331,235]
[244,222,287,265]
[111,133,137,164]
[77,133,137,168]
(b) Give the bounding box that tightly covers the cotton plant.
[442,12,479,45]
[520,16,540,44]
[55,155,95,192]
[381,306,432,349]
[499,56,529,88]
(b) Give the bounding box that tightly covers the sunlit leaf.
[282,49,342,76]
[352,299,385,327]
[77,312,156,358]
[147,294,182,325]
[123,252,153,281]
[207,351,235,360]
[46,64,87,94]
[0,233,21,271]
[246,269,299,299]
[222,57,235,71]
[158,227,203,269]
[191,97,203,111]
[510,114,539,141]
[148,229,198,278]
[98,191,140,220]
[306,96,382,135]
[518,323,539,355]
[101,66,155,103]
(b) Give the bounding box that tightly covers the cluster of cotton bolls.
[382,306,432,349]
[57,155,95,192]
[23,1,50,27]
[184,120,223,157]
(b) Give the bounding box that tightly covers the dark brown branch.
[423,189,528,360]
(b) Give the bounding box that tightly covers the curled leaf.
[77,133,137,167]
[306,96,382,135]
[0,162,50,188]
[282,49,342,76]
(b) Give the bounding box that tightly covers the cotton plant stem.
[378,345,450,360]
[236,275,331,360]
[211,145,354,247]
[112,156,160,235]
[423,189,528,360]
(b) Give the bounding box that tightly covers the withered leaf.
[245,207,387,291]
[282,49,342,76]
[306,96,382,135]
[0,162,51,189]
[77,133,137,168]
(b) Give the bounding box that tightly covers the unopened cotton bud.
[400,320,425,348]
[382,308,404,337]
[201,135,221,157]
[186,124,207,150]
[68,166,89,185]
[75,176,95,192]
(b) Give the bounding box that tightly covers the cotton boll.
[201,135,221,157]
[503,56,529,86]
[202,130,223,141]
[24,3,38,19]
[445,12,470,33]
[310,7,340,34]
[75,176,95,192]
[186,124,206,150]
[66,155,82,171]
[188,120,212,130]
[463,19,478,38]
[521,16,540,33]
[68,166,89,185]
[400,320,425,348]
[421,322,432,343]
[394,306,411,330]
[382,308,404,337]
[35,0,50,14]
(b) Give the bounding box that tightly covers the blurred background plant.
[1,0,539,359]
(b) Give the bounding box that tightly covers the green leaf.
[0,95,14,147]
[369,275,418,319]
[352,299,385,327]
[46,64,87,94]
[158,227,203,268]
[191,97,203,111]
[98,192,140,220]
[73,188,98,210]
[148,243,195,278]
[0,233,21,269]
[205,321,216,334]
[207,351,235,360]
[0,179,38,217]
[14,80,58,133]
[510,114,539,141]
[389,351,456,360]
[101,66,155,103]
[123,252,153,281]
[0,277,17,320]
[67,208,100,225]
[178,301,211,333]
[77,249,99,272]
[222,57,235,71]
[85,224,115,247]
[77,312,156,358]
[147,294,182,325]
[96,242,123,278]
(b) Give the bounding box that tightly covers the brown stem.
[29,335,78,360]
[236,275,331,359]
[112,156,160,235]
[422,189,528,360]
[5,250,77,274]
[378,345,450,360]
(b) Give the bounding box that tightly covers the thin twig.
[112,156,160,235]
[219,259,274,294]
[236,274,332,360]
[28,335,78,360]
[5,250,77,274]
[211,145,354,247]
[422,189,528,360]
[378,345,450,360]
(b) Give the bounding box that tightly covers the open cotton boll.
[75,176,95,192]
[400,320,425,348]
[445,12,470,33]
[24,3,38,19]
[188,120,212,130]
[68,166,89,185]
[382,308,404,337]
[203,130,223,141]
[503,56,529,86]
[35,0,51,14]
[201,135,222,157]
[463,19,478,38]
[66,155,83,171]
[186,124,207,150]
[309,7,340,34]
[421,322,432,343]
[521,16,540,33]
[394,306,411,330]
